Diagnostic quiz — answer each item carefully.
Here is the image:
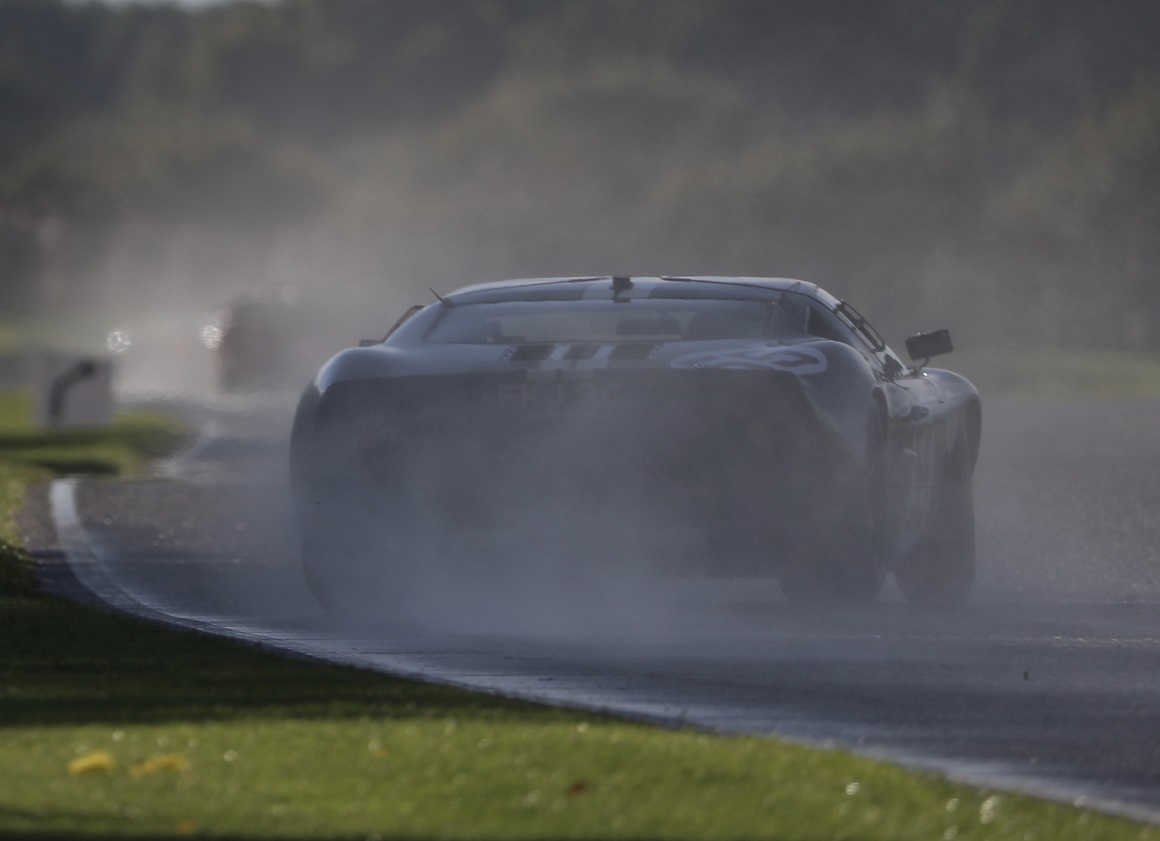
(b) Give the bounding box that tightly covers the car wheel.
[778,408,886,606]
[298,485,409,618]
[893,442,976,608]
[777,539,883,606]
[776,489,884,606]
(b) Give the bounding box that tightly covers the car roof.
[444,276,837,306]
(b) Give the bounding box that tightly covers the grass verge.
[0,390,186,477]
[0,460,44,596]
[1,387,185,598]
[1,389,1157,838]
[2,596,1156,840]
[948,348,1160,399]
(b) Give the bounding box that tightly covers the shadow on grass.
[0,594,567,729]
[0,409,189,478]
[20,457,121,475]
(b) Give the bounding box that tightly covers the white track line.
[46,478,687,724]
[47,477,1160,827]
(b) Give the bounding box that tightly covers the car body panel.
[291,276,981,606]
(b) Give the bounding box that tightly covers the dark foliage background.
[2,0,1158,350]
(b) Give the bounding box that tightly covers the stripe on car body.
[670,345,828,374]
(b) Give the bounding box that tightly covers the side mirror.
[905,329,953,362]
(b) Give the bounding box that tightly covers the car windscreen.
[425,299,785,344]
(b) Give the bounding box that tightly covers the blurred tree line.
[1,0,1158,350]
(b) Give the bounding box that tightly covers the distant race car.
[213,291,315,392]
[290,276,981,612]
[214,288,359,393]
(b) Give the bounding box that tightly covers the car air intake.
[563,343,600,361]
[507,344,556,362]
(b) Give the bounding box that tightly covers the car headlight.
[106,330,132,354]
[200,324,224,349]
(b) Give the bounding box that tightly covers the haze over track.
[33,392,1160,824]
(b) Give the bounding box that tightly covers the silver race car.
[290,276,980,611]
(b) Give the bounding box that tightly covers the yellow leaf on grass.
[68,751,116,775]
[130,754,190,775]
[175,818,198,834]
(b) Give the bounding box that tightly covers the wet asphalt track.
[31,394,1160,823]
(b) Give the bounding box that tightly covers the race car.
[214,287,369,393]
[290,276,981,612]
[213,290,317,392]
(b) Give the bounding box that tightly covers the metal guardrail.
[1,351,115,428]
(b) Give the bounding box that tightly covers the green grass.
[0,460,44,596]
[1,597,1156,840]
[949,348,1160,399]
[0,388,187,595]
[0,390,187,477]
[0,318,101,356]
[1,389,1157,839]
[0,322,36,354]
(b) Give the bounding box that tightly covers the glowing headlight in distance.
[107,330,132,354]
[200,324,224,349]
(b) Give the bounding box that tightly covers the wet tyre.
[298,485,410,618]
[777,539,884,606]
[777,406,886,607]
[893,441,976,608]
[776,480,884,607]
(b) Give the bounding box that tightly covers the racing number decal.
[670,345,829,374]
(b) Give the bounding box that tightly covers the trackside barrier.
[32,351,115,429]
